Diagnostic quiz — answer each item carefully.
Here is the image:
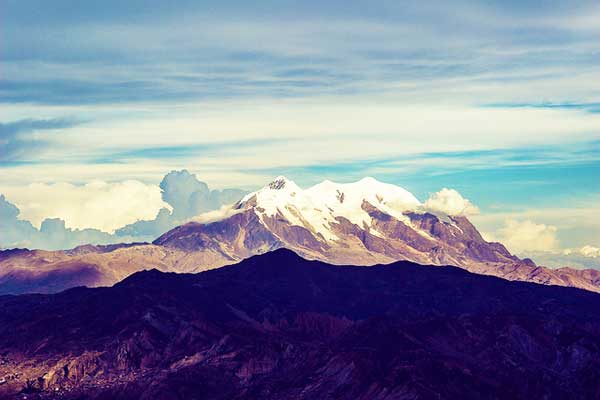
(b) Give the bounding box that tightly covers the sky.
[1,0,599,266]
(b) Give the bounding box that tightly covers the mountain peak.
[267,176,294,190]
[357,176,379,184]
[235,176,424,243]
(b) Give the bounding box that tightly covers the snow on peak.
[239,176,300,203]
[306,177,421,231]
[239,176,422,241]
[267,176,294,190]
[308,177,419,208]
[357,176,379,184]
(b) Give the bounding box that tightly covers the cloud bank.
[116,170,247,239]
[4,180,167,232]
[488,219,560,253]
[483,218,599,269]
[0,170,247,250]
[523,247,600,270]
[0,194,117,250]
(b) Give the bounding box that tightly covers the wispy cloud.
[0,118,83,161]
[483,102,600,113]
[0,118,77,137]
[89,137,297,164]
[2,1,600,106]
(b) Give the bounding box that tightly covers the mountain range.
[2,249,600,399]
[1,176,599,295]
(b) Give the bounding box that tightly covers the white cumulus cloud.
[578,245,600,258]
[521,245,600,270]
[1,180,168,233]
[492,219,560,254]
[422,188,479,217]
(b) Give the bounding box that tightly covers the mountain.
[1,176,600,295]
[156,176,519,268]
[155,176,600,292]
[2,249,600,399]
[0,243,233,295]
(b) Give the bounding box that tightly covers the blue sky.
[1,0,599,261]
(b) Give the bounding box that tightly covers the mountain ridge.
[1,176,599,295]
[2,249,600,399]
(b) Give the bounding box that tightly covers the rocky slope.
[2,249,600,399]
[2,176,599,294]
[0,243,234,295]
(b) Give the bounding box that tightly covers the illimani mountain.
[156,176,525,268]
[2,249,600,399]
[2,177,600,295]
[154,176,600,292]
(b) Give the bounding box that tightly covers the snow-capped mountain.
[156,176,522,269]
[236,176,422,242]
[154,176,600,292]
